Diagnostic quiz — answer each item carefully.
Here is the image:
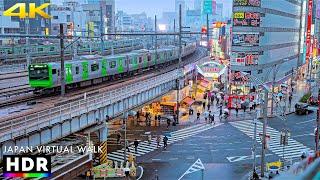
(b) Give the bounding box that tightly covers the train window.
[139,57,142,63]
[109,61,116,68]
[38,48,43,52]
[50,47,55,51]
[91,64,99,71]
[75,67,79,74]
[147,55,151,61]
[52,69,57,74]
[58,70,60,76]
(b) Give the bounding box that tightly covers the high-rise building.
[229,0,303,105]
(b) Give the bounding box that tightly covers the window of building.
[147,55,151,61]
[258,69,263,74]
[67,15,71,22]
[53,16,58,19]
[52,69,57,74]
[109,61,116,68]
[91,63,99,71]
[139,57,143,63]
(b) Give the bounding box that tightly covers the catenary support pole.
[176,4,182,124]
[60,24,66,96]
[206,13,210,56]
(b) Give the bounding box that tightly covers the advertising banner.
[231,52,259,66]
[233,12,260,27]
[232,33,259,46]
[317,0,320,19]
[306,0,313,63]
[233,0,261,7]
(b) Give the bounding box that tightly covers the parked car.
[295,103,313,115]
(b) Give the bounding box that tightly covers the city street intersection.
[126,112,317,179]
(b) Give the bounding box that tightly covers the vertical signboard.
[317,0,320,19]
[212,0,217,15]
[306,0,313,64]
[203,0,213,14]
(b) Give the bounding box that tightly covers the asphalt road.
[137,111,317,180]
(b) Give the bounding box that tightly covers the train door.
[65,64,73,84]
[117,57,124,74]
[82,61,89,80]
[102,58,107,76]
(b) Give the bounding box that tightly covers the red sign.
[306,0,313,63]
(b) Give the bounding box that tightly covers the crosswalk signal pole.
[261,89,268,177]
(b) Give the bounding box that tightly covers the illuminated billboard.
[232,33,259,46]
[233,12,260,27]
[233,0,261,7]
[231,52,259,66]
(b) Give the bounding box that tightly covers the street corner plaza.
[0,0,320,179]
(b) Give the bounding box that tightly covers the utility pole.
[206,13,210,56]
[155,15,158,55]
[174,19,176,43]
[100,3,104,55]
[123,101,127,162]
[26,17,31,68]
[261,88,268,177]
[72,4,77,60]
[316,89,320,153]
[60,24,66,96]
[252,117,257,175]
[176,4,182,124]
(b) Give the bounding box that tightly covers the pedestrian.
[148,134,152,145]
[207,103,211,111]
[243,105,247,113]
[134,139,139,153]
[211,95,214,105]
[236,105,239,117]
[197,111,200,121]
[249,101,253,111]
[204,111,209,123]
[116,132,121,144]
[173,114,177,123]
[219,105,223,117]
[216,98,220,106]
[163,135,168,149]
[125,140,130,152]
[136,111,140,120]
[289,95,292,105]
[202,102,206,110]
[158,115,161,123]
[155,114,158,122]
[210,113,215,125]
[167,118,171,128]
[156,135,161,148]
[208,111,212,124]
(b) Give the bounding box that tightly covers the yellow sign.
[4,3,51,19]
[234,12,245,19]
[266,161,282,170]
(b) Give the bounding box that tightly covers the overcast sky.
[52,0,232,18]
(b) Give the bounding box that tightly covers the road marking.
[107,123,222,163]
[296,119,316,125]
[169,157,178,161]
[227,154,273,162]
[230,120,314,160]
[152,159,161,161]
[291,133,314,137]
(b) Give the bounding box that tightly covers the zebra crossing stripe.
[230,120,312,160]
[107,123,222,163]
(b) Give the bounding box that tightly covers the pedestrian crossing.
[229,120,314,161]
[107,123,221,163]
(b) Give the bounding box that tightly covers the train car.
[28,41,197,93]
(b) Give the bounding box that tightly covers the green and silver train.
[28,41,197,92]
[0,38,143,60]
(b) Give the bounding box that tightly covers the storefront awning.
[199,81,210,88]
[182,97,195,105]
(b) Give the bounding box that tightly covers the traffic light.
[201,26,207,33]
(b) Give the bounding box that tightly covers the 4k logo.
[4,3,51,19]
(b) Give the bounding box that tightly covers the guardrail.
[0,69,179,143]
